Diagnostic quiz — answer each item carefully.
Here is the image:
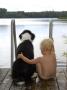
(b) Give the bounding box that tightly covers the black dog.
[12,30,36,86]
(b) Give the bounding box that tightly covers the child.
[17,38,56,80]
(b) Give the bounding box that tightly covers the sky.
[0,0,67,12]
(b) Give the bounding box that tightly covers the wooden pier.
[0,19,67,90]
[0,68,67,90]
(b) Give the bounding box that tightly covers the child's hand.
[17,53,23,59]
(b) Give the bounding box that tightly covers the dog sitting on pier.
[11,30,36,86]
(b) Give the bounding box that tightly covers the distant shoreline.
[0,8,67,18]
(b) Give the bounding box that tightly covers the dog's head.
[19,30,35,42]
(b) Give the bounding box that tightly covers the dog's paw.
[32,72,37,78]
[17,81,25,86]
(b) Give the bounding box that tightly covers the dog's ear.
[19,34,22,39]
[31,33,35,40]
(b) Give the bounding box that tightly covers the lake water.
[0,18,67,68]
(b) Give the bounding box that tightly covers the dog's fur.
[11,30,36,85]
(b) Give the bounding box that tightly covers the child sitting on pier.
[18,38,56,80]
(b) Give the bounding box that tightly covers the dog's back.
[17,40,34,58]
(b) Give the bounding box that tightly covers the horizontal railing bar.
[57,65,67,67]
[57,62,67,63]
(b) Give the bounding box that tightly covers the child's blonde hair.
[40,38,54,54]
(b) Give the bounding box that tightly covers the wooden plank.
[0,68,67,90]
[10,85,22,90]
[33,78,46,90]
[63,69,67,79]
[0,68,9,84]
[32,77,58,90]
[56,69,67,90]
[0,69,13,90]
[10,82,35,90]
[45,78,58,90]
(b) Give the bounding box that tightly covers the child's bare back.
[36,51,56,80]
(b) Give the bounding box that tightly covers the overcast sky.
[0,0,67,12]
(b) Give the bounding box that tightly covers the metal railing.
[11,19,17,68]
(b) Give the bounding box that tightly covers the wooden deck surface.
[0,68,67,90]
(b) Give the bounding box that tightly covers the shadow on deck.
[0,68,67,90]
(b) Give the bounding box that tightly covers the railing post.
[11,19,17,69]
[12,20,17,59]
[49,20,53,39]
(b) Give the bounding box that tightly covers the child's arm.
[17,53,39,64]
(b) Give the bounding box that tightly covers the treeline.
[0,8,67,18]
